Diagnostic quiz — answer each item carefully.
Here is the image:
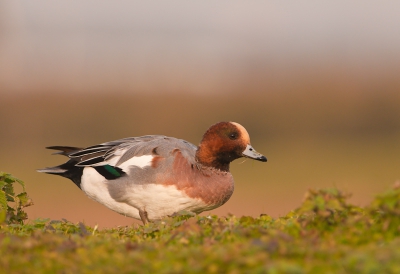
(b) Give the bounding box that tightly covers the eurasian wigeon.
[38,121,267,224]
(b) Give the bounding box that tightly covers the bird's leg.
[139,209,150,225]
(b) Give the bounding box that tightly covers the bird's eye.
[229,132,238,140]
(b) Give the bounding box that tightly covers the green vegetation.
[0,172,33,225]
[1,174,400,273]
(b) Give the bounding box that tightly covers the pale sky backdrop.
[1,1,400,94]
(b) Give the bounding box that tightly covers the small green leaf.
[0,190,7,211]
[16,192,33,207]
[0,209,5,224]
[3,184,15,202]
[0,172,31,224]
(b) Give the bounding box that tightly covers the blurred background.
[1,1,400,227]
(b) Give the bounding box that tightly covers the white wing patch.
[118,155,153,171]
[106,155,154,172]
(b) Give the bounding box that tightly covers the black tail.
[46,146,83,156]
[37,146,84,188]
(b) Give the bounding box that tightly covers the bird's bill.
[242,144,267,162]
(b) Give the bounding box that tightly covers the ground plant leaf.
[0,172,33,225]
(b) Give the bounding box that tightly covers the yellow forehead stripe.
[230,122,250,144]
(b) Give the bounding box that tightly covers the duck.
[38,121,267,224]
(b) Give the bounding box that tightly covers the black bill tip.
[257,155,267,162]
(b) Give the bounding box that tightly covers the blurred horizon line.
[1,1,400,94]
[1,62,399,95]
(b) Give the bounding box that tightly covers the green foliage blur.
[1,179,400,273]
[0,172,33,224]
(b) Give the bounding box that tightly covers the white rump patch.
[80,167,207,221]
[81,167,141,219]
